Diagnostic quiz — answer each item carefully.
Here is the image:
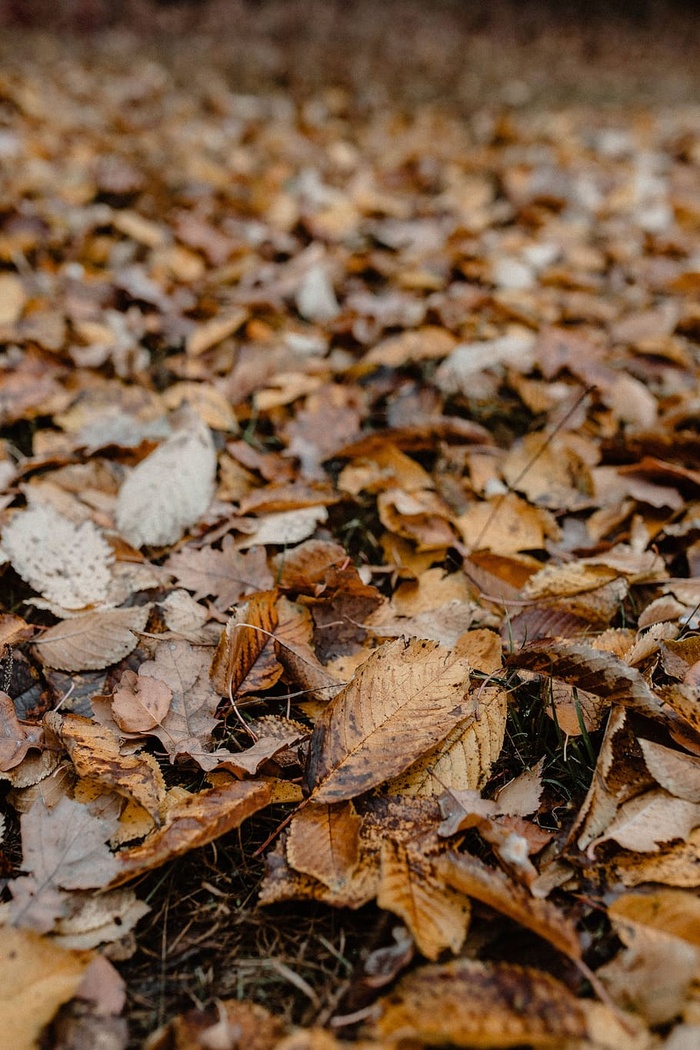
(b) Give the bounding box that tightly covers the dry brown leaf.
[0,926,94,1050]
[138,640,224,766]
[640,738,700,802]
[377,840,470,960]
[115,413,216,547]
[32,605,150,671]
[211,590,280,698]
[111,668,173,733]
[385,685,507,796]
[0,692,43,772]
[166,538,273,610]
[286,801,362,891]
[508,639,667,721]
[614,827,700,888]
[146,999,285,1050]
[270,538,347,593]
[456,493,560,555]
[610,888,700,946]
[438,851,582,961]
[370,958,587,1047]
[45,711,166,819]
[589,788,700,853]
[109,778,273,887]
[304,638,473,804]
[1,501,114,610]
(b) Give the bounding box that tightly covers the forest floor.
[3,3,700,1048]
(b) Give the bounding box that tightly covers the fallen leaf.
[589,789,700,853]
[109,778,273,887]
[115,413,217,547]
[304,638,473,803]
[166,538,273,610]
[31,605,150,671]
[377,840,470,960]
[286,801,362,891]
[210,590,280,698]
[0,692,43,772]
[639,738,700,803]
[0,926,93,1050]
[2,501,114,610]
[371,958,586,1047]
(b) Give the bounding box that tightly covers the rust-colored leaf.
[286,801,362,891]
[304,638,473,803]
[210,590,280,697]
[109,778,274,887]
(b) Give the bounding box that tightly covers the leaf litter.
[2,1,700,1047]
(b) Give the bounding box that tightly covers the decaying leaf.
[0,692,43,772]
[31,605,150,671]
[371,958,587,1047]
[304,638,473,803]
[115,413,217,547]
[166,538,273,610]
[111,668,173,733]
[1,501,114,611]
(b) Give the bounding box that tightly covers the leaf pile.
[2,4,700,1048]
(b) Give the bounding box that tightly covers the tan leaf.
[32,605,150,671]
[185,309,247,357]
[0,926,93,1050]
[111,668,173,733]
[615,827,700,888]
[7,796,121,932]
[456,493,560,555]
[165,538,273,610]
[1,501,114,610]
[494,760,545,816]
[589,789,700,853]
[115,413,216,547]
[304,638,473,804]
[211,590,280,698]
[377,840,470,960]
[45,711,166,819]
[438,851,582,961]
[385,684,507,796]
[371,958,586,1047]
[610,888,700,947]
[640,738,700,803]
[109,778,273,887]
[286,801,362,891]
[0,272,27,325]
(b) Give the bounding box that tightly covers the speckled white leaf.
[116,415,216,547]
[1,502,114,610]
[237,506,328,548]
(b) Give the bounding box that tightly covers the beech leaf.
[304,638,473,804]
[32,605,150,671]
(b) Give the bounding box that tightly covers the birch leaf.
[286,801,362,891]
[115,414,216,547]
[304,638,473,804]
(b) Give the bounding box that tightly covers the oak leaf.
[304,638,473,803]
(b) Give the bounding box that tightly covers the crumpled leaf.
[32,605,150,671]
[109,778,273,887]
[304,638,473,803]
[115,413,216,547]
[1,501,114,610]
[211,590,280,698]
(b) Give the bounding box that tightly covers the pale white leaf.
[116,415,216,547]
[1,502,114,610]
[237,506,328,548]
[32,605,150,671]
